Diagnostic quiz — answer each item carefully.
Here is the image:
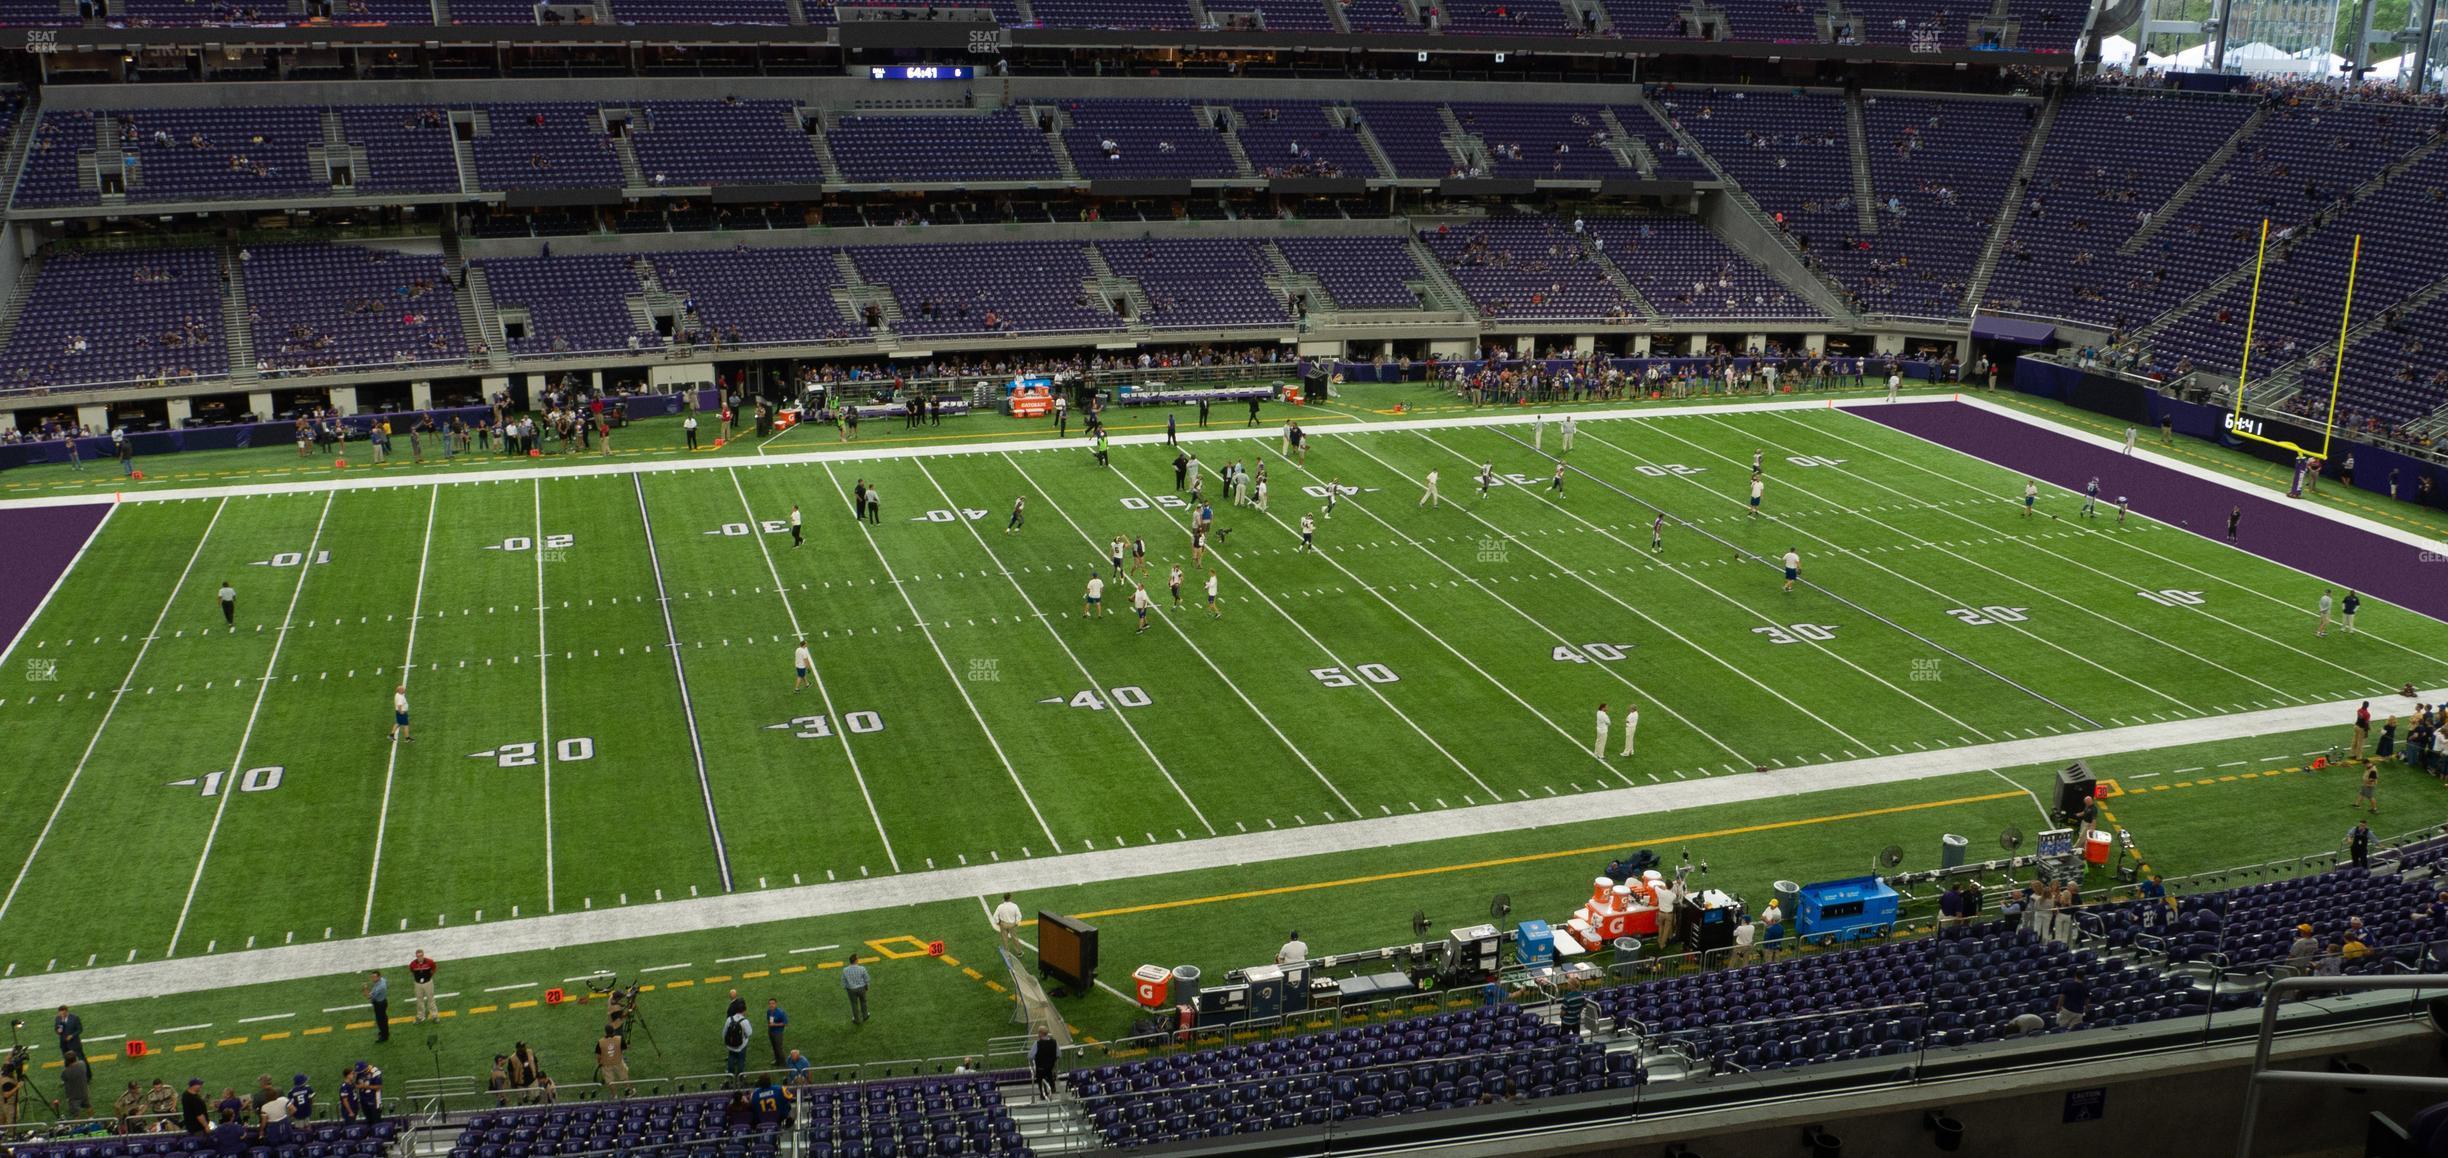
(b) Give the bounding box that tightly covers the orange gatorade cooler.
[1591,877,1614,905]
[2084,831,2113,865]
[1133,964,1172,1008]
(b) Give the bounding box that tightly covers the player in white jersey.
[1132,583,1154,634]
[1650,511,1666,553]
[1782,547,1801,593]
[792,644,813,692]
[389,685,413,742]
[1550,461,1567,496]
[1167,564,1184,608]
[1323,478,1340,519]
[1109,535,1127,577]
[2022,479,2038,518]
[1419,469,1441,508]
[1006,495,1026,533]
[1296,514,1316,552]
[1749,472,1765,518]
[1204,570,1222,619]
[1478,463,1495,497]
[1083,575,1106,618]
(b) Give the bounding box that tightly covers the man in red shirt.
[408,951,439,1023]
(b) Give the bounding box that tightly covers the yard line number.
[250,551,330,567]
[912,509,991,523]
[1752,623,1839,645]
[470,738,596,767]
[1310,664,1400,687]
[1552,643,1636,663]
[1043,687,1152,710]
[486,535,575,552]
[2135,589,2206,607]
[768,713,887,738]
[171,766,284,796]
[1943,606,2030,626]
[706,521,792,537]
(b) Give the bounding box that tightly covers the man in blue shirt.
[783,1050,812,1089]
[840,954,871,1024]
[364,973,390,1043]
[2054,976,2090,1029]
[764,999,789,1067]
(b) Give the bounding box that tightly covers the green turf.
[5,406,2445,971]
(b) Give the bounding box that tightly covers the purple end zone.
[0,502,112,659]
[1853,401,2448,625]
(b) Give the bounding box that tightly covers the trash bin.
[1611,937,1641,969]
[1773,880,1800,916]
[1941,833,1968,871]
[1171,964,1202,1006]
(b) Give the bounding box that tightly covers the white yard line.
[725,468,899,872]
[535,480,558,913]
[0,501,116,669]
[1392,431,1900,750]
[910,457,1215,836]
[1786,412,2409,687]
[0,498,223,928]
[167,491,337,958]
[1279,438,1742,775]
[1605,419,2223,709]
[1003,451,1362,817]
[360,485,440,935]
[1098,452,1506,802]
[631,474,735,893]
[1173,453,1604,779]
[21,682,2436,1011]
[817,463,1062,852]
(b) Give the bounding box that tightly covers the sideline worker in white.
[1619,704,1640,758]
[1593,702,1611,758]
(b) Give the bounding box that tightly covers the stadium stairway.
[1596,107,1653,177]
[221,244,256,384]
[1961,89,2059,314]
[1843,92,1878,236]
[1003,1085,1102,1154]
[1037,107,1082,182]
[1435,105,1490,175]
[1080,245,1155,335]
[1257,242,1341,324]
[1630,91,1861,320]
[804,110,846,185]
[2116,104,2269,258]
[1210,107,1258,178]
[1585,242,1664,322]
[1350,108,1402,181]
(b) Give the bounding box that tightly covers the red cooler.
[2084,830,2113,865]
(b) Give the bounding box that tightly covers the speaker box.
[2056,761,2096,819]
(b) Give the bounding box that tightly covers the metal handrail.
[2234,973,2448,1157]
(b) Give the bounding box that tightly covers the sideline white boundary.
[0,396,1904,510]
[1,684,2432,1010]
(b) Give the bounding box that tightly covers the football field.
[4,400,2444,976]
